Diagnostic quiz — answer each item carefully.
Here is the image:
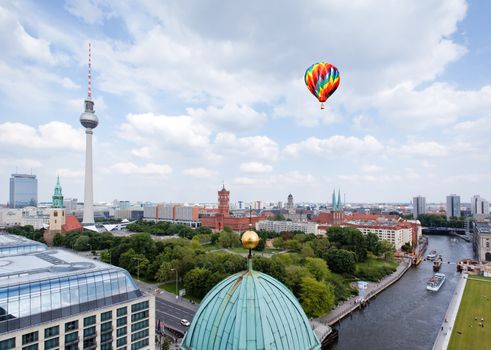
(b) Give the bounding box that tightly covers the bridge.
[422,227,471,242]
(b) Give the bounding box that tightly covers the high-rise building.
[470,195,490,217]
[0,233,154,349]
[9,173,38,208]
[446,194,461,219]
[412,196,426,218]
[80,43,99,225]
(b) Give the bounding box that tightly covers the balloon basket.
[320,103,325,109]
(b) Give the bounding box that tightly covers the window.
[131,329,149,342]
[65,345,78,350]
[83,337,96,349]
[131,338,149,350]
[45,326,59,339]
[84,326,96,338]
[101,344,112,350]
[117,317,127,327]
[101,310,112,321]
[84,315,96,327]
[117,307,127,317]
[22,331,39,345]
[131,310,149,322]
[101,321,112,332]
[117,337,127,347]
[131,319,149,332]
[22,345,38,350]
[65,332,78,343]
[117,327,127,337]
[65,320,79,332]
[0,338,15,350]
[131,301,149,313]
[44,338,59,350]
[100,332,112,343]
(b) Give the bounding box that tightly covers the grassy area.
[355,258,398,281]
[158,282,202,304]
[448,277,491,350]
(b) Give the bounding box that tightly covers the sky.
[1,0,491,205]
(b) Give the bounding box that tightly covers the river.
[331,235,474,350]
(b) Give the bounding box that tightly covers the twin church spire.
[332,188,342,211]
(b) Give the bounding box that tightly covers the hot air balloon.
[304,62,340,109]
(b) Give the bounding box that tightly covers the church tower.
[48,177,66,241]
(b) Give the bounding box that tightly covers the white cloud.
[284,135,384,158]
[361,164,382,173]
[119,113,211,150]
[110,162,172,176]
[240,162,273,173]
[188,103,267,131]
[214,133,279,161]
[233,171,319,187]
[130,147,152,159]
[396,141,449,157]
[182,167,217,178]
[0,121,84,151]
[56,168,84,178]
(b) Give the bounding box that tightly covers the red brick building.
[200,185,264,231]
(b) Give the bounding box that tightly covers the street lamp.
[171,268,178,300]
[132,258,141,280]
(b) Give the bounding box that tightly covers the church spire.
[332,188,337,210]
[52,177,64,208]
[337,188,342,210]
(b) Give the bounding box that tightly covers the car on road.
[180,319,190,327]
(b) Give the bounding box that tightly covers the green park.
[448,276,491,350]
[7,221,398,318]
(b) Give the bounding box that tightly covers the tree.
[301,245,315,258]
[305,257,331,281]
[310,237,330,258]
[272,237,284,249]
[183,268,213,298]
[325,249,356,274]
[284,239,301,252]
[156,261,175,283]
[365,232,380,255]
[377,240,395,260]
[284,266,312,295]
[53,234,65,247]
[162,337,170,350]
[100,250,111,263]
[74,235,91,251]
[300,276,335,317]
[219,230,240,248]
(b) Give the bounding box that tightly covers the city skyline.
[1,1,491,203]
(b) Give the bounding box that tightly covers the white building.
[412,196,426,218]
[0,207,50,229]
[471,195,489,217]
[446,194,461,219]
[346,220,413,251]
[0,233,154,350]
[474,222,491,263]
[256,220,319,235]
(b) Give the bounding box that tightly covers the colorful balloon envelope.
[304,62,340,109]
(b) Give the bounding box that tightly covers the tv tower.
[80,43,99,225]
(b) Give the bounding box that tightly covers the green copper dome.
[181,261,321,350]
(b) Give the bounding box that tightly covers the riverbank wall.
[317,257,412,326]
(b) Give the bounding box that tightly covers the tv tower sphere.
[80,99,99,129]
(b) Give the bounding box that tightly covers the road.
[155,297,196,334]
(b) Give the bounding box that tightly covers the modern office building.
[9,174,38,208]
[0,233,154,350]
[412,196,426,218]
[446,194,461,219]
[470,195,490,217]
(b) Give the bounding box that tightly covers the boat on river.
[426,250,437,260]
[433,255,442,272]
[426,273,445,291]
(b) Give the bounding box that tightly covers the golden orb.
[241,230,260,249]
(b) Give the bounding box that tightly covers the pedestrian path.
[317,258,412,326]
[432,274,468,350]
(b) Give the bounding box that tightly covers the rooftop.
[0,232,47,257]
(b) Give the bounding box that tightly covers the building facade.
[471,195,490,217]
[256,220,319,235]
[412,196,426,218]
[0,234,154,350]
[445,194,461,219]
[9,174,38,209]
[345,221,413,251]
[473,222,491,263]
